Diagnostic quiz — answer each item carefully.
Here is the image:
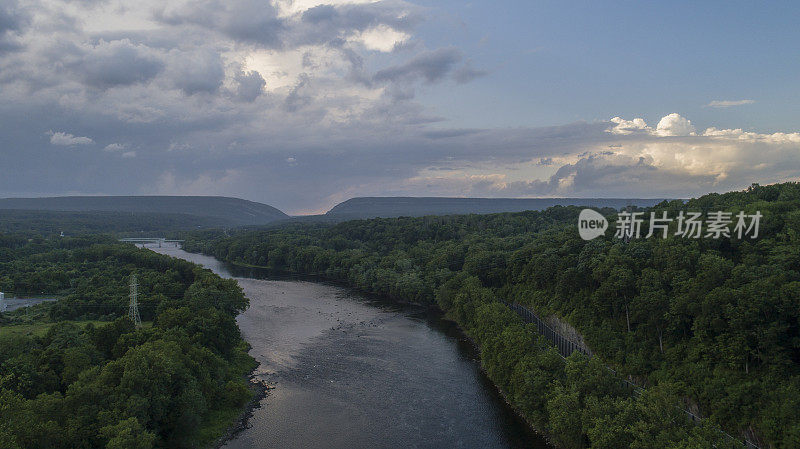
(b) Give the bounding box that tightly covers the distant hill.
[325,197,669,219]
[0,196,288,227]
[0,209,232,235]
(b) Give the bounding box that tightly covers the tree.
[100,418,155,449]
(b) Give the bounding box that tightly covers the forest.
[0,209,230,236]
[0,236,256,448]
[184,182,800,448]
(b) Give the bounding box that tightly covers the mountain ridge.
[325,196,670,219]
[0,195,288,226]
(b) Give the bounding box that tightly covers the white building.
[0,292,5,312]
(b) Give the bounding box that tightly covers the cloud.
[0,0,28,54]
[149,168,246,196]
[292,2,420,49]
[1,0,794,214]
[49,131,93,146]
[0,1,23,34]
[103,143,127,151]
[374,47,463,84]
[0,0,481,212]
[155,0,419,52]
[337,114,800,209]
[422,128,481,139]
[706,99,755,108]
[19,110,800,214]
[282,73,312,112]
[217,1,286,48]
[609,117,649,135]
[166,49,225,95]
[452,62,489,84]
[523,152,707,196]
[155,0,285,48]
[75,39,163,89]
[233,69,266,102]
[701,127,800,143]
[610,113,696,137]
[654,113,696,136]
[352,24,410,52]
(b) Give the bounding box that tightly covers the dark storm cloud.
[14,0,788,214]
[494,152,718,198]
[88,28,207,51]
[301,2,416,30]
[0,0,489,212]
[74,40,164,89]
[0,0,28,53]
[282,74,312,112]
[294,2,420,47]
[154,0,420,50]
[216,0,285,48]
[154,0,285,48]
[374,47,463,84]
[233,70,266,102]
[530,153,662,194]
[167,49,225,95]
[0,0,24,33]
[161,122,619,211]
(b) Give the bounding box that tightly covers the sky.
[1,0,799,214]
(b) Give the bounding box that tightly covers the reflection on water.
[152,247,550,449]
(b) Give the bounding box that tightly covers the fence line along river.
[151,246,550,449]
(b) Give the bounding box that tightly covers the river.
[152,247,550,449]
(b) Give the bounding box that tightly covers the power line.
[505,300,760,449]
[128,274,141,327]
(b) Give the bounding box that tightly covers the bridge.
[119,237,184,248]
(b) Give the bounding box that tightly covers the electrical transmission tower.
[129,274,142,327]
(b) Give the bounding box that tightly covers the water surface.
[153,247,550,449]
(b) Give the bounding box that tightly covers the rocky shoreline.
[212,375,275,449]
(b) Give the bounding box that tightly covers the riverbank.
[0,240,259,448]
[456,318,559,448]
[222,259,440,309]
[212,375,274,449]
[181,198,788,448]
[156,246,548,449]
[229,262,557,445]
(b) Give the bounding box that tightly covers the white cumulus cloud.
[609,117,649,135]
[609,113,696,137]
[49,131,94,146]
[655,113,696,136]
